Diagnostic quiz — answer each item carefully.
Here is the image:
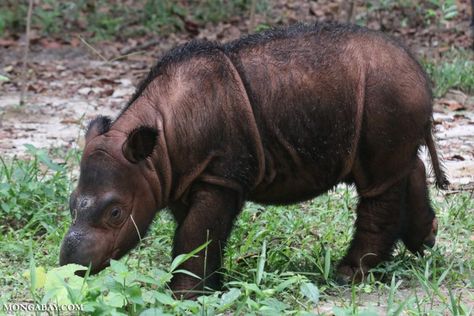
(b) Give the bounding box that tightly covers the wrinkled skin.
[60,125,160,273]
[60,23,448,298]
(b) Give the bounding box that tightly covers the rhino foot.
[335,264,367,285]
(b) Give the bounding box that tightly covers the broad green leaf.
[176,299,201,312]
[1,202,11,212]
[246,297,259,309]
[135,274,164,286]
[42,264,88,304]
[23,266,46,291]
[125,285,144,305]
[275,277,298,293]
[102,275,123,292]
[154,292,176,306]
[261,297,288,311]
[333,306,350,316]
[47,263,87,277]
[218,288,241,310]
[142,290,156,304]
[110,259,128,274]
[104,291,127,308]
[300,282,319,305]
[245,283,262,295]
[153,269,173,284]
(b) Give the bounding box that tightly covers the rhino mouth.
[74,248,121,277]
[97,248,121,272]
[96,258,112,272]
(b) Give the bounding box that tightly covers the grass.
[365,0,459,25]
[0,147,473,315]
[0,0,261,40]
[0,0,460,41]
[423,49,474,98]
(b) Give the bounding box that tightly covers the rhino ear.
[86,116,112,143]
[122,126,158,163]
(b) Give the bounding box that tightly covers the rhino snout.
[60,229,111,274]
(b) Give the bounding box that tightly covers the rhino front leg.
[337,180,406,283]
[169,182,242,299]
[401,158,437,253]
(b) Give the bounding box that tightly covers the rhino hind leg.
[337,179,407,283]
[400,158,437,254]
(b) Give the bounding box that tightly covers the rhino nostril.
[66,231,84,248]
[59,231,86,265]
[60,230,85,265]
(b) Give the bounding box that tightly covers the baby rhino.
[60,23,448,298]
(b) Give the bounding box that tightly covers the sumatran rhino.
[60,23,448,297]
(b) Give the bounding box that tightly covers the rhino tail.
[425,128,449,189]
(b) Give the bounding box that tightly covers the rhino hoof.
[336,264,364,285]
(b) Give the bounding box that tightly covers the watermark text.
[3,303,84,313]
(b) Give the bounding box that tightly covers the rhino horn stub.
[86,116,112,142]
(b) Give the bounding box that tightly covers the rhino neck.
[111,97,173,210]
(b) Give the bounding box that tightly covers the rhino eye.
[109,207,124,226]
[111,208,121,219]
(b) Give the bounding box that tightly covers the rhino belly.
[248,140,350,205]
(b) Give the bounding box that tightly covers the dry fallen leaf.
[3,65,14,73]
[98,78,118,85]
[60,119,81,125]
[39,38,62,49]
[449,154,465,161]
[68,37,81,47]
[0,39,18,47]
[439,99,466,111]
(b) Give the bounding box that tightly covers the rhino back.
[225,23,431,203]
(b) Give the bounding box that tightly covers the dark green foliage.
[0,0,256,39]
[422,50,474,97]
[0,145,73,236]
